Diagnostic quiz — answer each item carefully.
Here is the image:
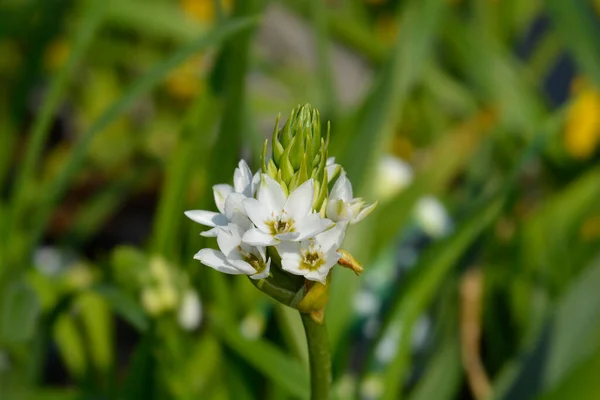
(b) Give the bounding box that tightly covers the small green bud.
[261,104,330,209]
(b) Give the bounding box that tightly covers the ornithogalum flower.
[185,160,257,237]
[194,223,271,279]
[278,222,347,283]
[242,175,332,246]
[326,172,377,224]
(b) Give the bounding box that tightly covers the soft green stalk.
[301,313,332,400]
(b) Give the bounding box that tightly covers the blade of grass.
[211,311,309,400]
[5,0,106,265]
[309,0,338,119]
[377,198,504,400]
[338,0,446,193]
[22,16,259,262]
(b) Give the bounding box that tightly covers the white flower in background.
[353,289,381,317]
[195,223,271,279]
[326,172,377,224]
[326,157,341,183]
[278,222,347,283]
[242,175,333,246]
[375,155,414,202]
[414,196,452,238]
[140,257,178,316]
[360,374,385,400]
[34,246,65,276]
[185,159,258,237]
[178,290,202,331]
[240,312,266,340]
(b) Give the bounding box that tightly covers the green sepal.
[280,136,296,183]
[272,114,284,166]
[280,111,293,148]
[261,139,268,173]
[289,126,304,169]
[267,159,278,179]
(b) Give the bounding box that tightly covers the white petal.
[213,184,233,214]
[275,232,300,241]
[250,258,271,280]
[194,249,245,275]
[216,226,241,258]
[283,179,314,221]
[243,198,271,232]
[330,172,353,202]
[224,192,250,224]
[228,259,257,275]
[242,228,279,246]
[303,269,329,284]
[281,253,303,275]
[257,174,286,212]
[250,172,260,196]
[316,221,348,251]
[200,227,219,237]
[234,159,253,193]
[185,210,228,227]
[295,214,333,241]
[326,199,347,222]
[353,201,378,224]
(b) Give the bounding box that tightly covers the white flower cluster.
[185,159,375,283]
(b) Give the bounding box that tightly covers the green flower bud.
[261,104,330,209]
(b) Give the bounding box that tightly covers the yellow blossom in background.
[165,55,205,100]
[564,78,600,159]
[181,0,232,23]
[44,39,70,71]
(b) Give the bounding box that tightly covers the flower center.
[267,212,295,235]
[299,242,325,271]
[238,246,266,274]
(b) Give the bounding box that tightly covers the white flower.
[184,159,258,237]
[242,175,333,246]
[194,223,271,279]
[326,157,341,183]
[277,222,347,283]
[414,196,452,238]
[326,172,377,224]
[177,290,202,331]
[375,155,413,202]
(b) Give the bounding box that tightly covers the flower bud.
[262,104,330,210]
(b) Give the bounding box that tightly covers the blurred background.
[1,0,600,399]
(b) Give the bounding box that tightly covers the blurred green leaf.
[212,312,310,400]
[30,16,260,255]
[538,348,600,400]
[339,0,446,192]
[77,292,113,372]
[0,281,41,343]
[378,198,504,400]
[92,284,148,332]
[408,339,461,400]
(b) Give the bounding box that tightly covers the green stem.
[300,313,332,400]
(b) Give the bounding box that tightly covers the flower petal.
[185,210,228,227]
[228,259,257,275]
[316,221,348,251]
[330,172,353,202]
[257,174,286,212]
[242,228,279,246]
[213,184,233,214]
[234,159,253,194]
[295,214,334,241]
[243,198,271,232]
[216,226,241,259]
[194,249,244,275]
[353,201,378,224]
[275,232,300,241]
[284,179,314,221]
[200,227,219,237]
[250,258,271,280]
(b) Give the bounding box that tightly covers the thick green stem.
[301,313,332,400]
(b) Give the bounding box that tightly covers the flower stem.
[301,312,332,400]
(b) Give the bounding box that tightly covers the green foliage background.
[1,0,600,399]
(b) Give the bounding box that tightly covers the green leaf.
[538,348,600,400]
[378,198,504,400]
[30,16,260,254]
[212,312,310,400]
[338,0,446,193]
[92,284,148,332]
[408,340,461,400]
[0,281,41,343]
